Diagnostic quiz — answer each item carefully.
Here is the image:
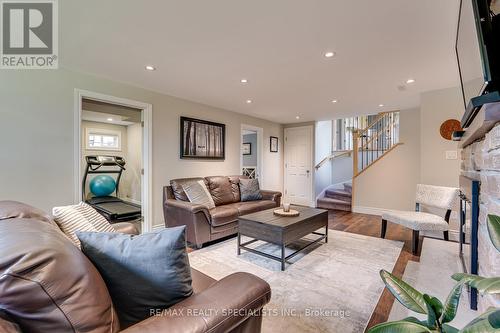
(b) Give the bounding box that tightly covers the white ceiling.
[61,0,462,124]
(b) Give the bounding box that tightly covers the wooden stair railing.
[314,150,352,170]
[353,110,401,177]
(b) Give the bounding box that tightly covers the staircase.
[317,182,352,211]
[315,111,402,212]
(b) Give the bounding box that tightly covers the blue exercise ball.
[89,175,116,197]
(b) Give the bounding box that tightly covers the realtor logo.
[1,0,58,69]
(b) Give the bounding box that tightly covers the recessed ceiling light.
[331,99,338,103]
[296,116,300,120]
[406,78,416,84]
[324,51,335,58]
[145,65,155,71]
[378,104,385,107]
[107,118,113,121]
[246,99,252,104]
[240,79,248,83]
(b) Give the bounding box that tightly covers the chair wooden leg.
[381,219,387,239]
[412,230,419,255]
[443,231,449,241]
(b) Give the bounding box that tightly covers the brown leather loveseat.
[0,201,271,333]
[163,176,282,248]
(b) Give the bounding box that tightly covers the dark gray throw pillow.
[240,179,263,201]
[76,226,193,328]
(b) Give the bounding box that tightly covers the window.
[86,128,121,151]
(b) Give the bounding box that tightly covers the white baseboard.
[352,206,393,216]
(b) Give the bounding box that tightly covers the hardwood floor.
[328,210,422,330]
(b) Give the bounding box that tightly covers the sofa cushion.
[0,201,56,227]
[183,180,216,209]
[209,205,239,227]
[77,226,193,329]
[239,179,263,202]
[228,176,245,202]
[170,177,205,201]
[233,200,277,216]
[206,176,237,206]
[0,219,119,333]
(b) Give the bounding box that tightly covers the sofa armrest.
[112,222,139,235]
[122,272,271,333]
[260,190,282,206]
[165,199,211,221]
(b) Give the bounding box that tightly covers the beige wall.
[420,86,462,187]
[353,108,421,211]
[124,123,142,203]
[353,86,463,212]
[0,68,283,228]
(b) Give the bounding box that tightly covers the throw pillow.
[182,180,216,209]
[76,226,193,328]
[239,178,263,201]
[52,202,115,248]
[52,205,98,248]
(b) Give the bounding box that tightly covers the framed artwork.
[180,117,225,159]
[242,142,252,155]
[270,136,279,152]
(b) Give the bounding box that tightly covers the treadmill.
[82,155,142,222]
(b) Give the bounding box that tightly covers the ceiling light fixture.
[331,99,338,103]
[240,78,248,83]
[246,99,252,104]
[324,51,335,58]
[145,65,156,71]
[378,104,385,107]
[107,118,113,121]
[406,78,416,84]
[296,116,300,120]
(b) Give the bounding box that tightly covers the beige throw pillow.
[182,180,216,209]
[52,202,115,247]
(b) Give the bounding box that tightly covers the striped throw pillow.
[52,205,98,248]
[76,202,115,233]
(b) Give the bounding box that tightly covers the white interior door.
[284,126,314,206]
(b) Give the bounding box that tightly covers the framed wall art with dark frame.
[242,142,252,155]
[270,136,279,153]
[180,117,225,160]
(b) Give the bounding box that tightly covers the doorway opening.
[241,125,263,183]
[74,90,152,232]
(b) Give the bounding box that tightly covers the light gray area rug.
[389,238,477,329]
[189,230,403,333]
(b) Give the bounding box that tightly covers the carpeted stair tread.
[317,197,352,211]
[325,189,352,200]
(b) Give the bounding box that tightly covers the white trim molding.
[352,205,394,216]
[74,89,153,233]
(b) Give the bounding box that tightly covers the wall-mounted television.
[456,0,499,127]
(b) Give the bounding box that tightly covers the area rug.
[189,230,403,333]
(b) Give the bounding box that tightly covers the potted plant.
[368,215,500,332]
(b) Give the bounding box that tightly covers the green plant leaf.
[367,320,432,333]
[488,310,500,328]
[442,324,459,333]
[487,214,500,252]
[380,270,428,314]
[451,274,500,295]
[460,307,499,333]
[471,277,500,294]
[441,280,464,324]
[423,294,438,329]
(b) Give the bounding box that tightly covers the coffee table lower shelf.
[237,230,328,271]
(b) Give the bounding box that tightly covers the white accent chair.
[381,184,459,255]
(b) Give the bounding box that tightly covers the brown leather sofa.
[163,176,282,248]
[0,201,271,333]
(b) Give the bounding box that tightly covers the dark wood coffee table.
[237,206,328,270]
